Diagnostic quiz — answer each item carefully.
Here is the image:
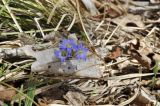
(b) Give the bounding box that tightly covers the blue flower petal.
[54,50,67,62]
[55,38,88,61]
[60,39,76,49]
[75,43,88,60]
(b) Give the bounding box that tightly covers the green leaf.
[153,61,160,77]
[25,87,36,106]
[2,102,9,106]
[151,61,160,87]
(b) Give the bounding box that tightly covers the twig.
[144,18,160,24]
[105,58,129,68]
[103,73,160,81]
[128,5,160,14]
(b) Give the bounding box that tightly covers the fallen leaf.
[81,0,99,15]
[0,88,16,101]
[112,14,144,32]
[107,7,123,18]
[129,49,151,70]
[38,98,50,106]
[64,91,86,106]
[108,46,123,59]
[129,38,140,50]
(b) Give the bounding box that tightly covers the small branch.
[128,5,160,14]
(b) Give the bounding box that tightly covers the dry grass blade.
[54,14,68,31]
[75,0,93,46]
[67,13,76,31]
[34,17,45,38]
[103,73,159,81]
[104,19,124,46]
[47,0,63,24]
[1,0,23,32]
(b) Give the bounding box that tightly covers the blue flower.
[75,43,88,60]
[54,38,88,62]
[59,39,77,55]
[54,50,67,62]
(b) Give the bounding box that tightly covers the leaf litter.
[0,0,160,105]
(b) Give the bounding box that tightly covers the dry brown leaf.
[38,98,50,106]
[108,46,123,59]
[141,78,160,89]
[38,97,56,106]
[120,38,140,49]
[0,88,16,101]
[64,91,86,106]
[129,38,140,50]
[112,14,144,32]
[105,38,140,61]
[132,94,153,106]
[139,47,153,56]
[108,2,124,18]
[132,89,160,106]
[91,0,124,18]
[81,0,99,15]
[130,49,151,70]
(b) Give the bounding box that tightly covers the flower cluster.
[54,39,88,62]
